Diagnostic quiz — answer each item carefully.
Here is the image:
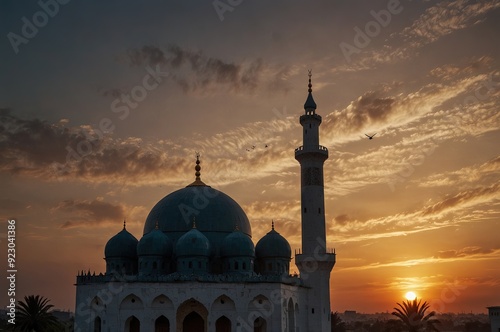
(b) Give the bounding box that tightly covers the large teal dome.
[144,185,251,254]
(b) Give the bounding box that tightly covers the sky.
[1,0,499,314]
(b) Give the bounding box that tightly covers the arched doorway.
[93,316,101,332]
[183,311,204,331]
[254,317,267,332]
[125,316,140,332]
[176,298,208,332]
[155,315,170,332]
[215,315,231,332]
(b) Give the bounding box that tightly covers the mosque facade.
[74,75,336,332]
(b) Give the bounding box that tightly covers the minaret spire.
[308,69,312,93]
[304,69,317,113]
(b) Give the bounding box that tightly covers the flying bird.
[365,133,377,140]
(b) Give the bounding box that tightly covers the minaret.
[295,71,336,332]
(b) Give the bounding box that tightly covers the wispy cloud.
[110,44,292,95]
[340,247,500,271]
[337,0,500,71]
[331,182,500,243]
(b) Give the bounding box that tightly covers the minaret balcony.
[295,145,329,160]
[299,113,322,125]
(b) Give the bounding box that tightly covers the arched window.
[254,317,267,332]
[125,316,140,332]
[287,299,295,332]
[153,262,157,269]
[155,315,169,332]
[242,262,247,270]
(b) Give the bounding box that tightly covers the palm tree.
[392,298,440,332]
[15,295,62,332]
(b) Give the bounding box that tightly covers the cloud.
[341,247,500,271]
[53,198,125,229]
[1,65,495,193]
[415,155,500,188]
[422,183,500,216]
[334,214,355,226]
[331,181,500,244]
[336,0,500,71]
[122,44,269,94]
[435,246,495,259]
[0,110,192,185]
[429,56,494,81]
[398,0,500,48]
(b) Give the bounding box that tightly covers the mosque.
[74,75,336,332]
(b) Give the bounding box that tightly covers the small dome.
[105,225,138,258]
[221,230,255,257]
[255,226,291,259]
[137,228,173,257]
[176,228,210,257]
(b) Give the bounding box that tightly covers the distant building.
[74,75,336,332]
[488,306,500,332]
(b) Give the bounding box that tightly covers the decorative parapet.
[294,145,329,159]
[76,271,304,286]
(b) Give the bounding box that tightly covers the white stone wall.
[75,281,308,332]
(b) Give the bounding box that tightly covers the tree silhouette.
[331,311,346,332]
[392,298,440,332]
[15,295,62,332]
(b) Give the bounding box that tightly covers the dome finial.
[155,220,159,230]
[192,217,197,229]
[195,152,201,180]
[304,69,317,112]
[187,152,208,187]
[271,219,274,230]
[123,219,126,230]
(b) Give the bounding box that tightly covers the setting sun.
[405,291,417,301]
